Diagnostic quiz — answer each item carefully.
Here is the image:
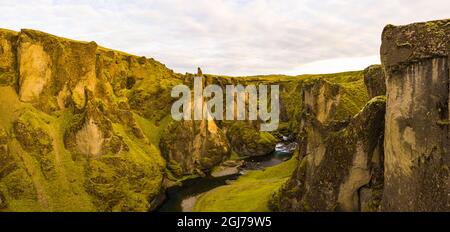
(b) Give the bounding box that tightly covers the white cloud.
[0,0,448,76]
[285,55,380,75]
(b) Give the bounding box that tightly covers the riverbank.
[193,154,297,212]
[157,139,298,212]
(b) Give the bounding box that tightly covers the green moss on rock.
[363,65,386,98]
[272,96,386,212]
[226,122,278,157]
[0,29,18,86]
[14,110,53,155]
[381,19,450,73]
[160,119,230,178]
[0,29,171,212]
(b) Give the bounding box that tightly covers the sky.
[0,0,449,76]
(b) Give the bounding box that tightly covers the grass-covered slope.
[0,29,180,211]
[194,154,297,212]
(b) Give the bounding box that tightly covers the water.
[157,139,297,212]
[157,174,240,212]
[241,141,298,170]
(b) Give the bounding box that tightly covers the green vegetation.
[396,41,412,48]
[0,28,372,212]
[0,105,97,211]
[335,78,369,119]
[425,21,447,36]
[437,120,449,126]
[0,29,175,211]
[194,156,297,212]
[226,122,279,157]
[134,114,172,146]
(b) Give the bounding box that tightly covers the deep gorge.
[0,19,448,212]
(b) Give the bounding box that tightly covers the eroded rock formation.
[381,19,450,211]
[270,80,384,212]
[160,118,230,177]
[364,65,386,98]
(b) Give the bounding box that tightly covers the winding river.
[157,137,297,212]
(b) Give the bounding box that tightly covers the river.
[157,138,297,212]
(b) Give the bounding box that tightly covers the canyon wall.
[159,71,231,177]
[381,19,450,211]
[270,81,384,212]
[0,29,204,211]
[273,19,450,212]
[364,65,386,98]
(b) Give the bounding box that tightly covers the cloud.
[285,55,380,75]
[0,0,448,76]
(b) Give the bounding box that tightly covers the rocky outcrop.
[17,29,98,111]
[0,29,17,86]
[270,78,384,212]
[364,65,386,98]
[64,91,129,158]
[226,122,278,157]
[158,72,232,177]
[13,110,56,180]
[381,19,450,211]
[159,118,230,177]
[302,79,341,122]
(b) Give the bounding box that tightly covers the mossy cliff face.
[158,72,231,178]
[17,29,98,111]
[160,118,230,177]
[381,19,450,211]
[0,29,182,211]
[225,122,278,157]
[0,29,17,86]
[364,65,386,98]
[270,79,384,212]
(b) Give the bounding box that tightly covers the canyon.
[0,19,448,212]
[171,75,280,131]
